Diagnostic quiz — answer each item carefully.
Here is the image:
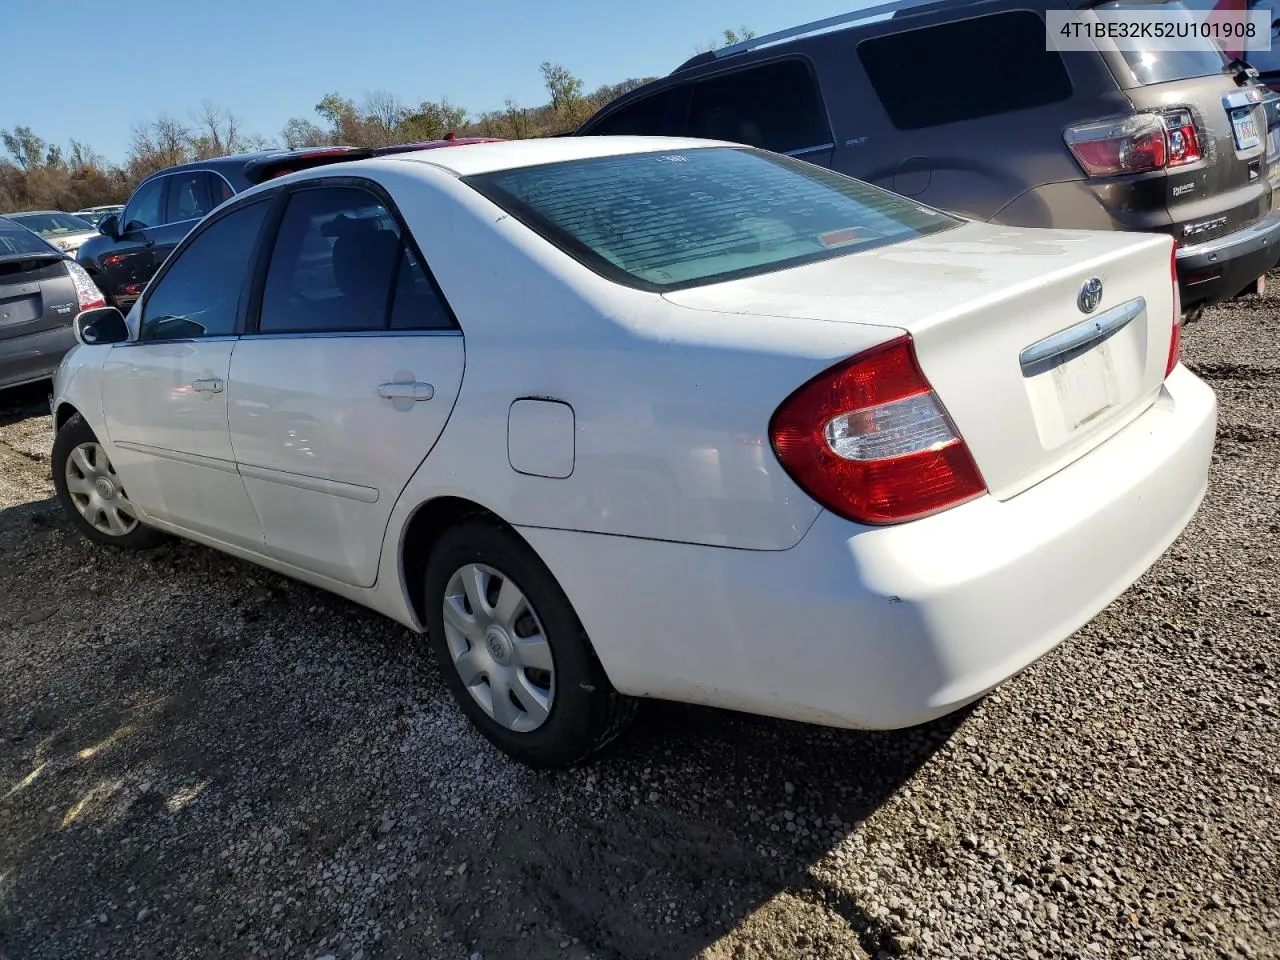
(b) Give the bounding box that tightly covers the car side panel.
[364,164,841,558]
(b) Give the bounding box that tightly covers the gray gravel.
[1,284,1277,960]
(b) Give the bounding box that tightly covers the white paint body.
[52,137,1217,730]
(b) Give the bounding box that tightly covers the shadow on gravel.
[0,487,964,960]
[0,381,51,429]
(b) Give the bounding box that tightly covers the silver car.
[3,210,100,255]
[0,216,105,390]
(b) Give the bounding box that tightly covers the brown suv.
[575,0,1280,313]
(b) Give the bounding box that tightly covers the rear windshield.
[465,147,959,290]
[0,220,59,256]
[9,212,95,237]
[1098,0,1229,84]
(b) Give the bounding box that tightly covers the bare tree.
[362,90,406,145]
[190,101,242,159]
[127,115,191,178]
[281,116,328,149]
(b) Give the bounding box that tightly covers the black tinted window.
[259,187,401,334]
[141,200,269,341]
[122,178,165,232]
[859,12,1073,129]
[164,171,219,224]
[389,245,455,330]
[687,60,832,153]
[587,88,682,136]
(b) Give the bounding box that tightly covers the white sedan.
[51,137,1216,767]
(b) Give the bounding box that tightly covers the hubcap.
[63,442,139,537]
[441,563,555,733]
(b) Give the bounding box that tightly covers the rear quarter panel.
[361,161,898,557]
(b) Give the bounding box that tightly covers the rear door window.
[258,185,456,334]
[686,60,832,153]
[164,171,219,224]
[858,12,1073,129]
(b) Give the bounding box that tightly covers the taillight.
[1163,110,1202,167]
[1167,240,1182,378]
[769,336,986,525]
[65,260,105,311]
[1065,111,1202,177]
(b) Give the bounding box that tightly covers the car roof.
[388,135,724,177]
[3,210,64,217]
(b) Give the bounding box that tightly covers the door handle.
[192,377,224,394]
[377,381,434,401]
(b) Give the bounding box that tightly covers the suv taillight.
[769,336,986,525]
[1167,240,1182,378]
[66,260,105,311]
[1065,111,1202,177]
[1163,110,1202,167]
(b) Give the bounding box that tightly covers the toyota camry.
[50,137,1216,767]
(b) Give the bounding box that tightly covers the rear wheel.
[423,520,636,767]
[52,414,163,549]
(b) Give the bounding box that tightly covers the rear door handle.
[192,377,224,394]
[377,381,434,401]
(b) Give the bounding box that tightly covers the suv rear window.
[858,11,1073,129]
[466,147,958,290]
[686,60,832,154]
[1098,1,1229,84]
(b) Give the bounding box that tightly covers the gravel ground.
[0,286,1277,960]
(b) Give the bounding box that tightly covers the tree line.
[0,26,759,216]
[0,63,653,215]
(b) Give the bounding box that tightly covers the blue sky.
[3,0,857,165]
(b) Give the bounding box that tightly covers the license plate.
[1232,107,1261,151]
[1050,344,1120,432]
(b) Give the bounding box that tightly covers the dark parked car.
[75,147,375,311]
[0,216,105,390]
[575,0,1280,312]
[77,140,498,312]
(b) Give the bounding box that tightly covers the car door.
[227,180,464,588]
[102,175,169,310]
[100,196,273,547]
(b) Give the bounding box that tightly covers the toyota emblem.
[1078,277,1103,314]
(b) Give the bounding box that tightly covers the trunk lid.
[663,221,1176,501]
[0,254,78,341]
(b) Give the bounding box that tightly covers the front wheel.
[423,521,636,768]
[52,414,164,550]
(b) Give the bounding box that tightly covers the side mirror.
[97,213,120,238]
[74,307,129,346]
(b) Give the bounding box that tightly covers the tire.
[52,413,164,550]
[423,520,637,768]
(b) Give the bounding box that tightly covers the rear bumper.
[522,365,1217,729]
[0,325,76,391]
[1177,207,1280,308]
